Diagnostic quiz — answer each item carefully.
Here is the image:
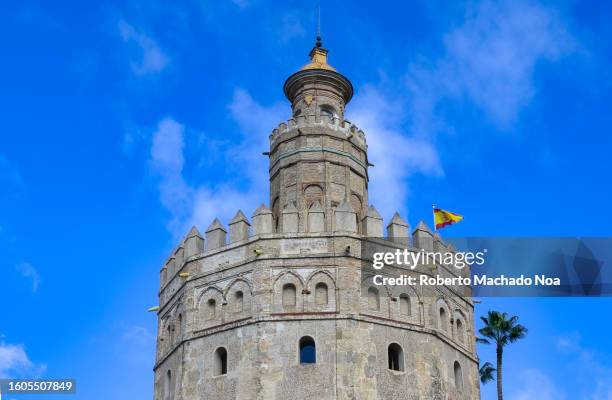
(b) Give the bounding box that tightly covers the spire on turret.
[316,6,322,48]
[298,8,337,72]
[283,27,353,115]
[302,38,335,72]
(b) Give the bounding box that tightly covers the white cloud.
[227,88,286,187]
[149,118,192,234]
[120,325,155,347]
[555,334,612,400]
[345,0,576,218]
[149,91,286,237]
[510,368,566,400]
[118,20,168,76]
[117,325,155,367]
[15,262,41,293]
[348,85,443,219]
[409,0,575,131]
[0,337,46,379]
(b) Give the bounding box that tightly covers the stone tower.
[153,37,480,400]
[270,35,368,233]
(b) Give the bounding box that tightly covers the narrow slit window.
[456,319,464,344]
[315,282,328,305]
[214,347,228,376]
[439,307,448,333]
[164,370,172,400]
[399,294,411,316]
[368,287,380,311]
[282,283,296,307]
[235,291,244,313]
[454,361,463,391]
[208,299,216,320]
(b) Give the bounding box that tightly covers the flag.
[433,207,463,230]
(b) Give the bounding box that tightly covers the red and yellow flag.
[433,207,463,230]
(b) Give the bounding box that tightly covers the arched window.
[214,347,228,375]
[319,105,335,119]
[293,108,302,118]
[456,319,464,344]
[350,193,362,232]
[282,283,296,307]
[177,314,182,340]
[299,336,316,364]
[315,282,328,305]
[368,287,380,311]
[439,307,448,333]
[303,185,323,209]
[272,197,279,232]
[399,294,411,316]
[164,370,172,400]
[235,291,244,313]
[167,323,174,345]
[454,361,463,391]
[388,343,404,371]
[207,299,216,320]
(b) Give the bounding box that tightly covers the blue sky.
[1,0,612,399]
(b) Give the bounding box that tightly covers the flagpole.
[432,204,436,232]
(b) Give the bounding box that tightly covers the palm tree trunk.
[496,345,503,400]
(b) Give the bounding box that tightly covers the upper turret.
[283,36,353,120]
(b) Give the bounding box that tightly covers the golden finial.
[301,7,336,71]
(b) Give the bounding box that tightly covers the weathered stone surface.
[206,218,227,250]
[362,205,383,237]
[229,210,250,243]
[387,212,410,246]
[252,204,273,235]
[413,220,434,251]
[334,201,357,232]
[184,226,204,258]
[281,203,299,233]
[307,201,325,232]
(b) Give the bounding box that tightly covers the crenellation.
[228,210,250,243]
[160,266,167,286]
[362,205,384,237]
[413,220,434,251]
[206,218,227,250]
[252,204,274,235]
[184,226,204,258]
[386,212,410,247]
[433,232,446,253]
[174,245,185,271]
[281,203,299,233]
[334,201,357,232]
[166,255,176,278]
[269,116,368,151]
[307,201,325,232]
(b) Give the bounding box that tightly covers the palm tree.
[479,361,496,384]
[478,311,527,400]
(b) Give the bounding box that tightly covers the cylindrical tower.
[269,37,369,232]
[152,35,480,400]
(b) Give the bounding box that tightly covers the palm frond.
[479,361,496,384]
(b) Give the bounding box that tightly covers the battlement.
[269,115,367,148]
[159,204,461,290]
